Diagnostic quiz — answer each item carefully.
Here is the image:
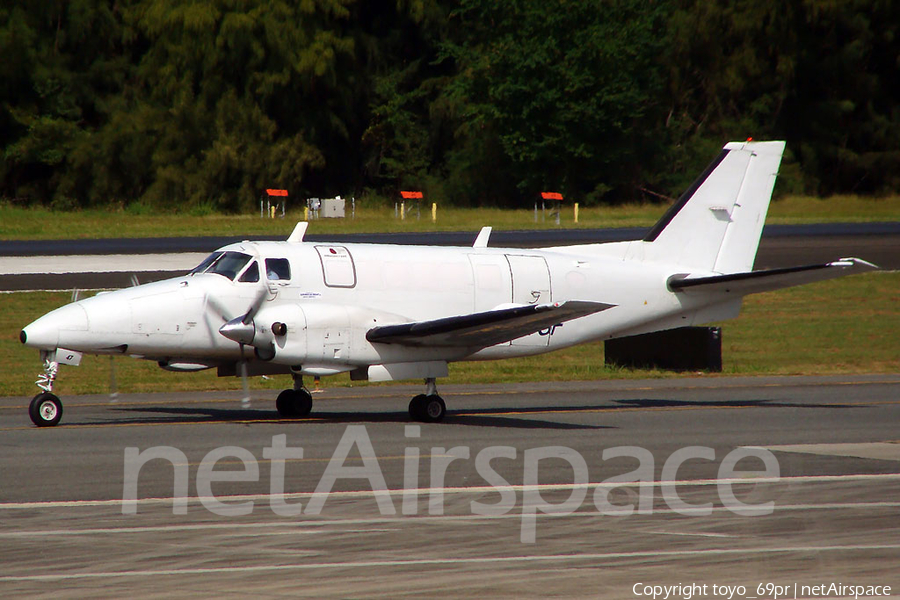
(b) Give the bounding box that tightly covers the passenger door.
[506,255,552,346]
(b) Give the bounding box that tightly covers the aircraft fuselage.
[21,240,727,377]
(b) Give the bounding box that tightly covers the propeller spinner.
[219,317,256,346]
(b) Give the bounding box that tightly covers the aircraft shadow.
[613,398,856,409]
[71,396,851,429]
[104,406,612,430]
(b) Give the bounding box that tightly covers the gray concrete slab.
[1,376,899,597]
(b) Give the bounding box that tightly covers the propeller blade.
[242,284,270,325]
[239,355,250,408]
[203,292,233,323]
[109,356,118,403]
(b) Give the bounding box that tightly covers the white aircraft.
[20,141,876,426]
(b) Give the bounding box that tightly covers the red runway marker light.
[266,189,288,197]
[400,191,423,199]
[541,192,563,200]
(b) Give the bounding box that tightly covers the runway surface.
[2,223,897,291]
[2,376,899,598]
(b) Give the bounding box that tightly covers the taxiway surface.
[2,376,899,598]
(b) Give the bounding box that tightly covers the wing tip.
[833,257,879,270]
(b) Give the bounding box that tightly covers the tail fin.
[642,141,785,272]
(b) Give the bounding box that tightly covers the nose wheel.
[30,392,63,427]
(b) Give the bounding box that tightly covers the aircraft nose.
[21,303,89,350]
[20,319,59,350]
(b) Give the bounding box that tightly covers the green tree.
[121,0,357,210]
[439,0,670,205]
[663,0,900,196]
[1,0,130,207]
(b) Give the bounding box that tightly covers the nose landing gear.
[30,357,63,427]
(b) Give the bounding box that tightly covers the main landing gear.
[276,373,313,418]
[30,358,63,427]
[408,377,446,423]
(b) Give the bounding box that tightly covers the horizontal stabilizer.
[669,258,878,296]
[366,300,613,348]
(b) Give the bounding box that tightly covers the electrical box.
[321,197,345,218]
[604,327,722,372]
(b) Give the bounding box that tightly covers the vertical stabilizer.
[642,141,785,272]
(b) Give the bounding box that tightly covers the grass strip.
[2,195,899,240]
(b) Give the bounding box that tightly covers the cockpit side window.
[190,252,223,275]
[207,252,252,281]
[265,258,291,281]
[238,260,260,283]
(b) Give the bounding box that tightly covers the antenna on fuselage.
[473,227,492,248]
[288,221,308,243]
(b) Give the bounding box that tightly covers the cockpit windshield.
[190,252,223,275]
[190,251,252,281]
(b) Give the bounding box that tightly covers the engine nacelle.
[260,303,466,368]
[251,304,308,363]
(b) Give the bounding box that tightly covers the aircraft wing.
[669,258,878,296]
[366,300,614,348]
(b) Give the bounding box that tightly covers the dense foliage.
[2,0,899,210]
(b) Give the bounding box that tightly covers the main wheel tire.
[29,392,63,427]
[276,389,313,418]
[409,394,427,421]
[421,395,446,423]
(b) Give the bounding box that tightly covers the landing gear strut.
[409,378,446,422]
[276,373,313,418]
[30,357,63,427]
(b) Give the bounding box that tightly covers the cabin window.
[238,261,260,283]
[265,258,291,281]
